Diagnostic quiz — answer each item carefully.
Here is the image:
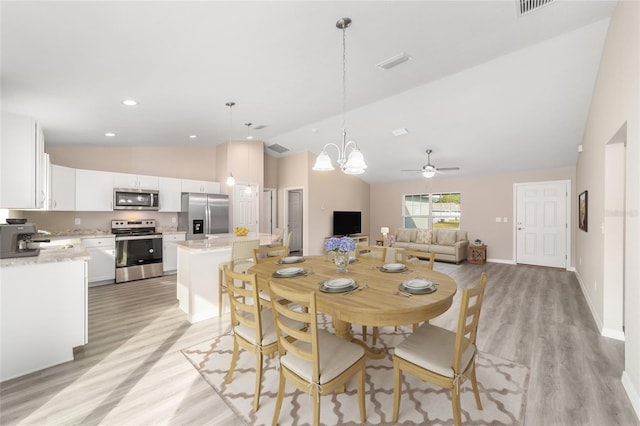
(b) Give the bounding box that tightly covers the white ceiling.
[1,1,615,184]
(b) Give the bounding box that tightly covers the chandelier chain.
[341,24,347,131]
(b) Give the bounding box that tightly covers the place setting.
[271,266,308,278]
[379,262,408,273]
[319,277,359,293]
[276,255,305,264]
[398,277,438,295]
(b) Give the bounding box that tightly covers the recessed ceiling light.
[122,99,138,106]
[189,134,197,139]
[105,132,116,137]
[391,127,409,136]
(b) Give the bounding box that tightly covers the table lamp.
[380,227,389,238]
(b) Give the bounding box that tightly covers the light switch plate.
[74,218,81,225]
[495,217,502,223]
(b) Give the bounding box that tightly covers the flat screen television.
[333,211,361,236]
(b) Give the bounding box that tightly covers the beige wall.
[370,167,575,263]
[47,146,217,180]
[264,153,278,189]
[576,0,640,412]
[308,159,370,255]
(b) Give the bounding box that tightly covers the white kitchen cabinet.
[163,233,186,273]
[49,164,76,210]
[0,112,47,209]
[1,258,87,381]
[113,172,159,190]
[75,169,114,211]
[82,237,116,285]
[159,177,183,212]
[181,179,220,194]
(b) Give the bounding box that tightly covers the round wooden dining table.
[249,254,457,356]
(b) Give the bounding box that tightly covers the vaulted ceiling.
[1,1,616,184]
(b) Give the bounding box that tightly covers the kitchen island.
[175,233,276,323]
[0,238,90,382]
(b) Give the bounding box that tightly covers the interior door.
[233,184,258,232]
[262,189,276,235]
[515,181,568,268]
[287,189,303,253]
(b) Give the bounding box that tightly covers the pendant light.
[245,122,253,140]
[312,17,367,175]
[225,101,236,187]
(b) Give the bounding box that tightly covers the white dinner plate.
[382,263,405,271]
[403,278,435,290]
[275,267,304,276]
[279,256,305,264]
[324,278,355,289]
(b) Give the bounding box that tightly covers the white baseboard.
[622,371,640,421]
[574,270,604,332]
[602,328,626,341]
[566,266,576,272]
[486,258,516,265]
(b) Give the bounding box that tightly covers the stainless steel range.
[111,219,163,283]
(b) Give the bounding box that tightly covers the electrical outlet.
[495,217,502,223]
[74,218,81,225]
[171,217,177,224]
[503,217,508,223]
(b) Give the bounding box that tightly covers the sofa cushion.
[456,230,468,242]
[396,229,413,243]
[415,229,432,244]
[393,241,412,249]
[428,245,456,255]
[436,230,457,246]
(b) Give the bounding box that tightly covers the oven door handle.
[115,234,163,242]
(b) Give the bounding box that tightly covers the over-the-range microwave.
[113,188,159,210]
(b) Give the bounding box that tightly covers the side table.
[468,244,486,265]
[375,239,384,247]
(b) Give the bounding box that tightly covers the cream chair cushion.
[393,324,476,378]
[280,329,364,384]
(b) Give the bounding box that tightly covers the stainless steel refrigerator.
[178,193,230,239]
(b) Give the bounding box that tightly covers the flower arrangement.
[385,234,395,246]
[325,236,356,253]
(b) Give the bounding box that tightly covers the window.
[403,192,460,230]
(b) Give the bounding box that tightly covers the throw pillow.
[438,230,457,246]
[415,229,432,244]
[396,229,412,243]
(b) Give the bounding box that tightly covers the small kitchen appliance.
[0,223,40,259]
[111,219,163,283]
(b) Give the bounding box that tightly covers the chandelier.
[312,17,367,175]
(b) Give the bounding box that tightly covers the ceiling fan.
[401,149,460,178]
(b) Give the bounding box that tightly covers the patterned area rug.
[182,317,529,425]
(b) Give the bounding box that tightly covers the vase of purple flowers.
[325,236,356,273]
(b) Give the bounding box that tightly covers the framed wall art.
[578,190,588,232]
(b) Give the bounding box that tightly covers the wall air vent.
[519,0,556,15]
[267,143,289,154]
[376,52,412,70]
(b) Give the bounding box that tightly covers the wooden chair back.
[394,249,435,270]
[252,245,290,264]
[224,266,263,344]
[355,244,387,261]
[268,280,319,380]
[230,239,260,266]
[452,272,487,374]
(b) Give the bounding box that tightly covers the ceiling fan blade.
[400,169,423,172]
[437,167,460,171]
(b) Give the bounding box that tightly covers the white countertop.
[176,233,276,252]
[0,237,90,268]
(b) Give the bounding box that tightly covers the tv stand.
[325,234,369,246]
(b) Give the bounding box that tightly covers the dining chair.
[394,248,435,270]
[217,239,260,316]
[267,227,285,247]
[392,272,488,426]
[224,266,297,412]
[252,245,290,264]
[268,280,367,426]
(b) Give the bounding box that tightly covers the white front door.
[233,184,258,232]
[515,181,568,268]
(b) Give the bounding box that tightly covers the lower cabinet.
[82,237,116,285]
[163,233,186,273]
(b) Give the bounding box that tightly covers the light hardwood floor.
[1,263,638,425]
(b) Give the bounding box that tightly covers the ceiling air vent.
[519,0,556,15]
[267,143,289,154]
[376,52,412,70]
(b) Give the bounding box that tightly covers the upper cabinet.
[181,179,220,194]
[49,164,76,211]
[113,173,158,190]
[75,169,114,211]
[158,177,182,212]
[0,112,46,209]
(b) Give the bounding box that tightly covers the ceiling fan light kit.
[312,17,367,176]
[402,149,460,179]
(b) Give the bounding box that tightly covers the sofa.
[391,228,469,264]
